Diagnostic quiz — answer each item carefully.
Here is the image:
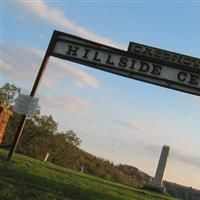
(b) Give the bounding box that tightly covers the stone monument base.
[143,182,165,193]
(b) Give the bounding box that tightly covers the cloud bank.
[171,150,200,168]
[2,44,99,89]
[115,119,153,135]
[39,94,94,114]
[9,0,125,49]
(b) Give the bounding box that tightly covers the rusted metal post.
[6,31,57,161]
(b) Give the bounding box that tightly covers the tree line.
[0,83,145,187]
[1,83,199,199]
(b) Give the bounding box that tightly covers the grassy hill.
[0,149,178,200]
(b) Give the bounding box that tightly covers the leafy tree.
[1,82,146,190]
[35,115,58,134]
[0,83,20,106]
[63,130,82,146]
[0,83,21,147]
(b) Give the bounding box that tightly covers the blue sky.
[1,1,200,189]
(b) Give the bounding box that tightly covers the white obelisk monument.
[153,145,170,186]
[144,145,170,192]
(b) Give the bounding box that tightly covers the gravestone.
[43,152,49,162]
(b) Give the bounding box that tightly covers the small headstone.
[80,165,84,174]
[43,152,49,162]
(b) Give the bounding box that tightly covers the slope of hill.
[0,149,178,200]
[1,83,199,200]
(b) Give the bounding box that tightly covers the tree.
[64,130,81,146]
[0,83,20,148]
[35,115,58,134]
[0,83,20,106]
[1,83,84,169]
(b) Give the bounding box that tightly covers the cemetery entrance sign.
[7,30,200,161]
[51,31,200,96]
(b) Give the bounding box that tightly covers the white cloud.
[116,119,153,135]
[50,57,100,88]
[193,96,200,104]
[10,0,125,49]
[171,150,200,168]
[74,80,86,88]
[130,142,200,169]
[39,94,94,115]
[1,59,13,73]
[2,47,39,81]
[142,143,200,168]
[2,44,100,89]
[128,122,153,135]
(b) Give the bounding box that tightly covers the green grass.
[0,149,178,200]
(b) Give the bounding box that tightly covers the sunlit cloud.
[74,80,85,88]
[50,57,100,89]
[193,96,200,104]
[115,119,153,135]
[2,44,100,89]
[171,150,200,168]
[39,94,94,115]
[1,59,13,75]
[8,0,125,49]
[130,142,200,169]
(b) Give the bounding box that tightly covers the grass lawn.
[0,149,178,200]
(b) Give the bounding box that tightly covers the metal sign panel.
[50,31,200,96]
[128,42,200,71]
[14,94,39,117]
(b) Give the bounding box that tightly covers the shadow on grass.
[44,164,137,192]
[44,164,170,200]
[0,150,173,200]
[0,165,124,200]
